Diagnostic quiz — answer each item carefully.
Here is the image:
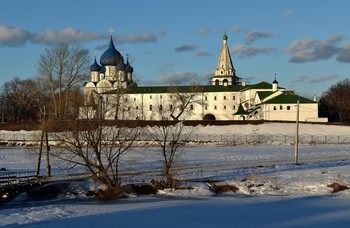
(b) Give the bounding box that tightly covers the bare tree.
[51,90,140,198]
[167,84,203,121]
[147,122,194,188]
[37,43,90,120]
[319,78,350,122]
[1,77,45,122]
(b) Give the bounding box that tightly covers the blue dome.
[100,36,122,66]
[90,57,101,72]
[125,59,134,73]
[100,65,106,73]
[117,61,126,70]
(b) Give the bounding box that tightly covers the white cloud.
[286,35,345,63]
[143,71,212,86]
[292,75,308,84]
[232,44,276,59]
[199,28,223,35]
[309,74,341,84]
[232,25,275,44]
[0,25,31,47]
[245,30,275,44]
[175,45,198,52]
[31,27,102,46]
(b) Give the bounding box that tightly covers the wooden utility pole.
[35,130,44,176]
[44,105,51,177]
[294,99,300,165]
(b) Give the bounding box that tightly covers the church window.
[223,95,226,100]
[149,105,152,111]
[205,96,207,101]
[160,95,163,99]
[150,95,152,99]
[224,105,226,109]
[136,106,139,110]
[190,104,194,110]
[159,104,163,111]
[233,105,236,110]
[273,106,277,110]
[169,104,173,111]
[127,107,131,111]
[205,106,208,110]
[215,79,219,85]
[214,96,217,101]
[287,106,291,110]
[233,96,236,100]
[133,97,136,101]
[169,95,172,99]
[214,105,217,110]
[280,105,283,110]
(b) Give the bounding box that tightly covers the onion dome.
[100,36,122,66]
[223,33,228,40]
[100,65,106,73]
[90,57,101,72]
[117,61,126,70]
[272,77,278,84]
[125,59,134,73]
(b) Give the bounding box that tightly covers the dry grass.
[328,182,349,193]
[208,183,238,194]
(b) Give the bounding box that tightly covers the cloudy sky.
[0,0,349,98]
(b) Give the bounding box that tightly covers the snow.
[1,123,350,227]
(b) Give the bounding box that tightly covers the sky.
[0,0,349,98]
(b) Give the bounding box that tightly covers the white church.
[80,32,327,122]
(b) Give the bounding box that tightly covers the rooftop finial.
[273,73,278,84]
[108,28,114,37]
[223,28,228,40]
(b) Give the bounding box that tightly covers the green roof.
[264,91,316,104]
[234,103,249,115]
[256,91,275,100]
[102,81,282,95]
[103,84,247,94]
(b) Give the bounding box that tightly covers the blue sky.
[0,0,349,98]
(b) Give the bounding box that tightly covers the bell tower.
[211,33,240,86]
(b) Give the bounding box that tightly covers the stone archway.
[203,114,216,121]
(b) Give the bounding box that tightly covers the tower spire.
[211,33,239,86]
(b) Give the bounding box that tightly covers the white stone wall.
[261,103,319,122]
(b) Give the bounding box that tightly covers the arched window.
[215,79,220,86]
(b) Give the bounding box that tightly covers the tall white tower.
[211,34,239,86]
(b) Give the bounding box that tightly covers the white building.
[80,33,327,122]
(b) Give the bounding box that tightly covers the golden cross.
[108,28,114,36]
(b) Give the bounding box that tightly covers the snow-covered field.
[1,123,350,227]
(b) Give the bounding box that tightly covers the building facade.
[80,33,327,122]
